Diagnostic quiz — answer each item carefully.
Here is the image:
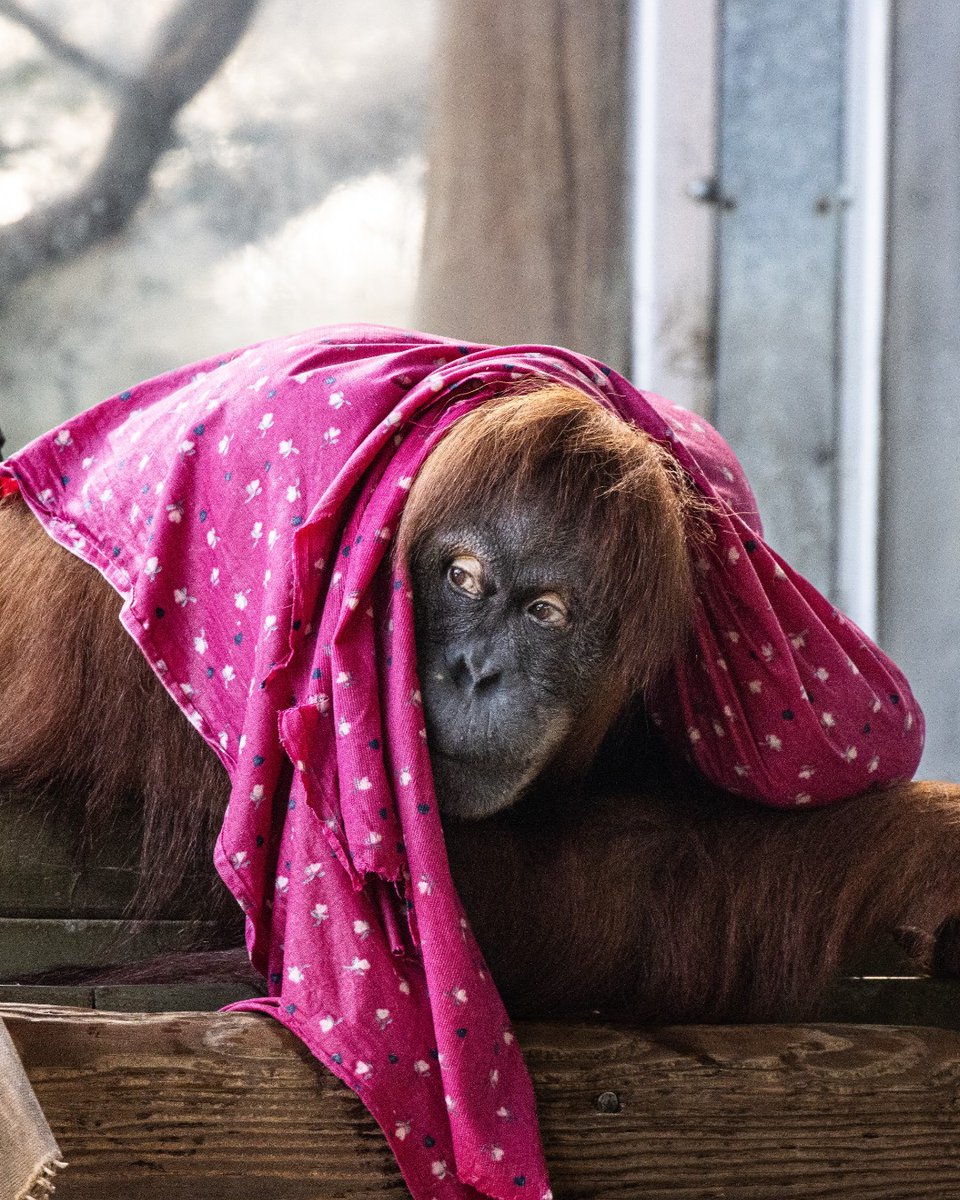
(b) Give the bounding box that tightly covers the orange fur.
[445,768,960,1021]
[0,496,237,938]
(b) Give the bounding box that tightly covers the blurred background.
[0,0,956,781]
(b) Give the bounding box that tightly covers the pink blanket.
[1,326,923,1199]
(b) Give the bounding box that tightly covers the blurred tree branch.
[0,0,131,92]
[0,0,260,300]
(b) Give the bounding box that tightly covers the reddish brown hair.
[0,496,235,934]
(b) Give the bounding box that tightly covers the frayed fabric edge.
[17,1158,68,1200]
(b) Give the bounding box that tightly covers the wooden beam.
[415,0,630,372]
[0,918,219,979]
[5,1004,960,1198]
[4,971,960,1031]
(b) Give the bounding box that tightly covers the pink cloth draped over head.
[1,325,923,1200]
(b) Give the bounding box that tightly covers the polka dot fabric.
[1,326,923,1199]
[644,396,923,806]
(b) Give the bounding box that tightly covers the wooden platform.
[6,1002,960,1198]
[4,789,960,1195]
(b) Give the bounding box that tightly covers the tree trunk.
[416,0,631,372]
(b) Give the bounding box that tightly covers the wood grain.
[0,798,139,918]
[6,1004,960,1198]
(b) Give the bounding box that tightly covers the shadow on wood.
[5,1003,960,1199]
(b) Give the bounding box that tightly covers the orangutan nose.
[450,647,503,693]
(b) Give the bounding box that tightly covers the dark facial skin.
[409,494,615,821]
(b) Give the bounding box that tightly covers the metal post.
[629,0,661,388]
[836,0,891,639]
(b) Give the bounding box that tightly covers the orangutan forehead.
[417,500,621,614]
[395,386,696,604]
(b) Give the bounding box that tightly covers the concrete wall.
[880,1,960,781]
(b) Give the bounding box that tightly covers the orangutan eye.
[526,594,569,627]
[447,556,484,597]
